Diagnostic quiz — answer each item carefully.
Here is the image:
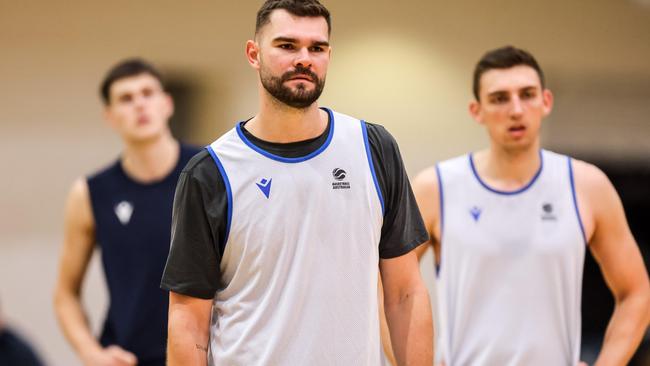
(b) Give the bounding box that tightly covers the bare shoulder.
[57,177,96,286]
[571,158,624,242]
[64,177,94,229]
[412,165,440,214]
[571,159,616,200]
[572,159,610,187]
[412,165,441,248]
[412,165,439,195]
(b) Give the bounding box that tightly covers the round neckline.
[117,144,183,187]
[235,107,334,164]
[468,150,544,195]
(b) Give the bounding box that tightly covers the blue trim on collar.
[235,107,334,163]
[469,150,544,195]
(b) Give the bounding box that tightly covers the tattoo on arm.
[196,344,208,353]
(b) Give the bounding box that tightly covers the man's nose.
[294,47,313,69]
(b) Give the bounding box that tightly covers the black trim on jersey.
[161,118,428,299]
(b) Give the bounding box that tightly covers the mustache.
[281,67,319,83]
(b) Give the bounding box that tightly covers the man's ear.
[542,88,554,117]
[246,40,261,70]
[103,106,116,130]
[164,92,175,119]
[469,100,484,125]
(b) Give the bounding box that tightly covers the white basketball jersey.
[436,150,586,366]
[206,109,385,365]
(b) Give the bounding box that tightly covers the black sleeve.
[160,149,228,299]
[365,122,429,259]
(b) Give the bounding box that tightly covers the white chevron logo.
[114,201,134,225]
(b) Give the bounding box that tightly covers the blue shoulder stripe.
[206,145,233,245]
[360,121,385,215]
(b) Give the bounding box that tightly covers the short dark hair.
[99,58,164,105]
[255,0,331,36]
[472,46,545,101]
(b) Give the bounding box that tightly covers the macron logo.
[114,201,134,225]
[256,178,272,199]
[470,206,482,222]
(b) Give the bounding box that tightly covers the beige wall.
[1,1,649,364]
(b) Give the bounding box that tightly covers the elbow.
[638,288,650,328]
[617,281,650,325]
[52,284,64,312]
[52,282,78,317]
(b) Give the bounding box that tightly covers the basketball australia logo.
[332,168,350,190]
[541,202,557,221]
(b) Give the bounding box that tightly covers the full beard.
[260,66,326,109]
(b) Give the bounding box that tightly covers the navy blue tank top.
[87,144,199,364]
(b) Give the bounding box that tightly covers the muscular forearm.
[384,284,433,366]
[167,307,210,366]
[595,291,650,366]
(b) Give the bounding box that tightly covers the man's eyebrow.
[519,86,538,92]
[312,41,330,47]
[272,37,298,43]
[486,85,538,97]
[271,37,330,47]
[486,90,508,98]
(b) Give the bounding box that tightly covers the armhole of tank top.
[360,121,385,216]
[435,163,444,276]
[567,157,588,245]
[84,176,99,241]
[206,145,233,246]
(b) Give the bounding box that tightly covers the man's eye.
[310,46,323,52]
[119,95,133,103]
[279,44,294,50]
[491,95,508,104]
[521,91,535,99]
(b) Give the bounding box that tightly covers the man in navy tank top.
[53,59,200,366]
[411,46,650,365]
[161,1,433,365]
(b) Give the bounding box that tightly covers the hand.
[81,345,137,366]
[579,362,589,366]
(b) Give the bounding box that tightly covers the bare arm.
[575,161,650,365]
[167,291,213,366]
[380,250,433,366]
[53,178,136,366]
[379,167,440,365]
[378,278,397,366]
[412,166,441,263]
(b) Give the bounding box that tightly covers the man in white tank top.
[412,46,650,365]
[162,1,433,365]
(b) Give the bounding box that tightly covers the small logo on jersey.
[470,206,482,222]
[541,202,557,221]
[114,201,134,225]
[256,178,272,199]
[332,168,347,181]
[331,168,351,190]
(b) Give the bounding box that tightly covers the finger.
[106,346,138,365]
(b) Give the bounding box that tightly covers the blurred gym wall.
[1,1,648,364]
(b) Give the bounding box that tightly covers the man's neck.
[245,96,328,143]
[121,130,180,183]
[474,141,542,191]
